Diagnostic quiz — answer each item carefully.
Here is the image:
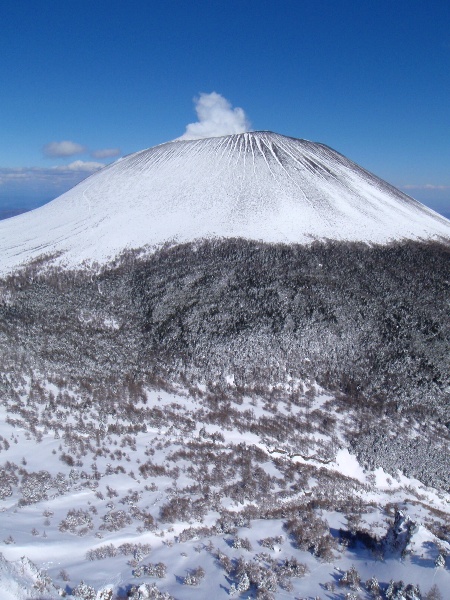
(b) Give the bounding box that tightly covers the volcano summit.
[0,131,449,273]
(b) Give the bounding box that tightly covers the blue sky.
[1,0,449,218]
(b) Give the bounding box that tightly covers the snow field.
[0,378,449,598]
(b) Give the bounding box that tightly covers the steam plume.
[178,92,250,140]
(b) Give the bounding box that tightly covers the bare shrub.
[159,496,208,523]
[19,470,52,504]
[72,581,96,600]
[130,506,156,531]
[183,566,205,586]
[259,536,284,550]
[86,544,118,561]
[232,536,252,551]
[276,556,309,578]
[133,562,167,578]
[123,543,151,559]
[100,509,132,532]
[60,452,75,466]
[426,584,443,600]
[128,583,174,600]
[217,550,233,574]
[0,468,17,499]
[284,511,337,560]
[178,525,214,543]
[59,509,94,536]
[339,565,361,590]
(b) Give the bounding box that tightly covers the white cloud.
[0,169,29,182]
[0,164,103,199]
[402,184,450,190]
[0,161,103,189]
[0,161,108,209]
[91,148,121,159]
[52,160,104,172]
[0,162,103,186]
[43,140,86,157]
[178,92,251,141]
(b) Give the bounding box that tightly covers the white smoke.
[178,92,251,140]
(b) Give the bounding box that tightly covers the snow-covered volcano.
[1,131,449,273]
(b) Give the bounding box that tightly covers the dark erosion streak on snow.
[0,131,449,275]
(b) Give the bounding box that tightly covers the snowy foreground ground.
[0,379,448,599]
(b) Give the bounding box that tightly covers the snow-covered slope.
[0,553,61,599]
[1,131,449,273]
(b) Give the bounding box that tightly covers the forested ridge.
[1,238,450,598]
[1,238,448,419]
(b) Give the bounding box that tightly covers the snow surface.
[1,382,449,598]
[1,131,449,274]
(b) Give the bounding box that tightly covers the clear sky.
[1,0,449,218]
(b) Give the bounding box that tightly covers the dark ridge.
[1,238,448,412]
